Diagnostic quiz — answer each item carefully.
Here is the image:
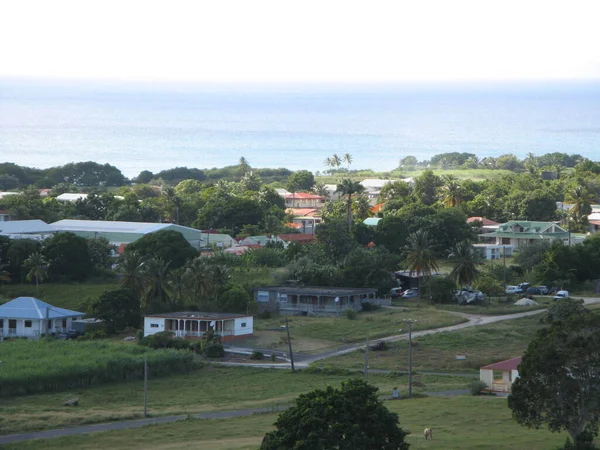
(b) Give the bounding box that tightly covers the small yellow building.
[480,357,522,393]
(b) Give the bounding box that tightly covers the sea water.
[1,79,600,178]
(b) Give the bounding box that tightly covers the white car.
[553,290,569,301]
[505,286,521,295]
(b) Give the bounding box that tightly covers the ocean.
[1,79,600,178]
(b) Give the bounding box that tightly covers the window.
[278,294,288,303]
[257,291,269,302]
[241,322,247,328]
[0,319,3,329]
[24,320,32,328]
[150,323,159,328]
[62,319,67,328]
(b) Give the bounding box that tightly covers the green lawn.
[0,282,118,311]
[0,366,469,436]
[4,395,567,450]
[324,314,546,372]
[238,308,468,353]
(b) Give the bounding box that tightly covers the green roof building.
[480,220,570,248]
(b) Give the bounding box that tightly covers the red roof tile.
[481,357,522,371]
[467,217,501,226]
[371,203,385,214]
[287,208,320,217]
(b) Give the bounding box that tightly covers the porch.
[164,317,235,339]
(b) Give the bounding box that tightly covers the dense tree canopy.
[509,313,600,446]
[125,230,197,269]
[261,379,409,450]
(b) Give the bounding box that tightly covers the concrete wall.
[144,317,166,336]
[233,317,253,336]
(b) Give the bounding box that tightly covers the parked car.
[518,282,531,292]
[526,287,543,295]
[402,288,419,299]
[472,290,486,301]
[537,285,548,295]
[390,287,405,299]
[505,286,521,295]
[553,290,569,301]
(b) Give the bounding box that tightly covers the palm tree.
[343,153,353,170]
[162,186,182,224]
[141,257,171,312]
[447,241,482,287]
[335,178,366,230]
[402,230,439,290]
[352,194,372,222]
[167,267,189,308]
[185,257,213,301]
[117,251,146,298]
[238,157,251,173]
[24,252,48,290]
[565,185,595,230]
[440,175,463,208]
[331,154,342,170]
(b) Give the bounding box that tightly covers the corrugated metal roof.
[481,356,522,371]
[363,218,382,226]
[0,297,84,320]
[0,220,55,235]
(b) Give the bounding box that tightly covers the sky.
[1,0,599,84]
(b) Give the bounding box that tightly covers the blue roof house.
[0,297,84,339]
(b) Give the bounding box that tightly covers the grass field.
[315,169,514,185]
[0,282,117,311]
[323,314,546,372]
[239,308,468,353]
[0,366,469,436]
[3,395,567,450]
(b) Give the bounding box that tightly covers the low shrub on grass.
[361,302,380,312]
[346,309,357,320]
[470,380,489,395]
[250,351,264,360]
[204,344,225,358]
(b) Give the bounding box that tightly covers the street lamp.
[403,319,418,398]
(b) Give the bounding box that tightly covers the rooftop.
[283,192,326,200]
[255,286,377,295]
[145,311,250,320]
[0,297,84,320]
[467,217,501,226]
[50,219,201,235]
[481,356,522,371]
[0,220,55,236]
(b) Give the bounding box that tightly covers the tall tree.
[565,185,595,231]
[117,251,146,298]
[509,314,600,447]
[24,252,48,290]
[413,170,442,205]
[402,230,439,286]
[141,257,171,312]
[440,175,463,208]
[335,178,366,230]
[447,240,482,286]
[343,153,353,169]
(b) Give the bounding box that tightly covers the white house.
[0,297,85,339]
[480,356,521,393]
[143,312,253,342]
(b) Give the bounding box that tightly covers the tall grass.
[0,340,195,397]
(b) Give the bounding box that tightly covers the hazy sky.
[1,0,599,84]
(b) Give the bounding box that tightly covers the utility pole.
[364,336,369,381]
[285,317,295,372]
[143,356,148,417]
[404,319,417,398]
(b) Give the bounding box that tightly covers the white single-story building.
[480,356,521,393]
[143,311,253,342]
[0,220,56,240]
[0,297,85,339]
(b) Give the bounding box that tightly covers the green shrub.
[270,353,277,362]
[0,340,195,397]
[204,344,225,358]
[345,309,357,320]
[470,380,489,396]
[250,351,264,360]
[361,302,379,312]
[258,311,272,320]
[303,366,353,376]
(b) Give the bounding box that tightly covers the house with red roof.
[479,356,521,393]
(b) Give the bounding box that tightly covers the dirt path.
[222,308,547,368]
